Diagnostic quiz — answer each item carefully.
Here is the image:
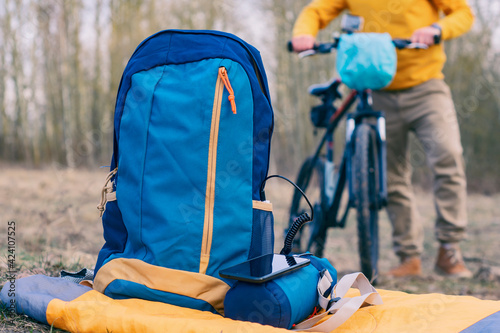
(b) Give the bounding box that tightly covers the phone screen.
[219,254,310,283]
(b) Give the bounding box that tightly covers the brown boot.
[435,243,473,278]
[387,256,422,277]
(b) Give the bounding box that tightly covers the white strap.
[293,272,382,332]
[317,270,334,310]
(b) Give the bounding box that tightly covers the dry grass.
[0,166,107,270]
[1,166,500,331]
[0,166,108,332]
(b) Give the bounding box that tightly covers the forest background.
[1,0,499,193]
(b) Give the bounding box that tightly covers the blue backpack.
[93,30,274,315]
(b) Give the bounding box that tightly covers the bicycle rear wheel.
[288,156,328,256]
[352,123,380,283]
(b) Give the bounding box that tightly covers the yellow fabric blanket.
[47,289,500,332]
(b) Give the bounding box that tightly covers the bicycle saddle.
[308,79,342,98]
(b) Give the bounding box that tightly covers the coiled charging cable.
[259,175,314,256]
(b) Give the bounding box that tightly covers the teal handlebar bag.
[336,33,397,91]
[224,254,337,329]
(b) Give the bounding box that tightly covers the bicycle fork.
[376,116,388,207]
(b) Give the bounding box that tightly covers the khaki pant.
[372,79,467,258]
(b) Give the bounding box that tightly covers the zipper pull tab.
[219,67,237,114]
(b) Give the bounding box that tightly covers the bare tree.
[439,0,500,192]
[8,0,33,163]
[0,0,7,159]
[264,0,340,174]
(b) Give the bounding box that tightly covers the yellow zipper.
[199,67,236,274]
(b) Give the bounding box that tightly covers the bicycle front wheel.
[352,123,380,283]
[288,156,328,257]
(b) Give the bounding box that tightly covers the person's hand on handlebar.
[291,35,316,52]
[411,25,441,46]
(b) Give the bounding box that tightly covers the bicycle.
[287,33,428,283]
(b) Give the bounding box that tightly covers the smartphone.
[341,14,364,33]
[219,254,310,283]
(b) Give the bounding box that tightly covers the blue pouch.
[224,254,337,329]
[336,33,397,91]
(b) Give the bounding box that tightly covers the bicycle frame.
[287,30,430,281]
[306,84,388,229]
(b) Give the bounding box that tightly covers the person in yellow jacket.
[292,0,474,277]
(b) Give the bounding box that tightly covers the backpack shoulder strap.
[293,272,383,332]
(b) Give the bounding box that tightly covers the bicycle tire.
[351,123,380,283]
[288,156,328,256]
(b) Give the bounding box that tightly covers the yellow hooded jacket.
[293,0,474,90]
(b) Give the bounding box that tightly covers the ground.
[1,166,500,332]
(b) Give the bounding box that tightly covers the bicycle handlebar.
[392,39,429,50]
[287,40,339,54]
[288,37,431,58]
